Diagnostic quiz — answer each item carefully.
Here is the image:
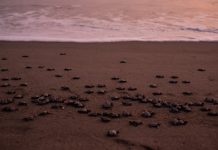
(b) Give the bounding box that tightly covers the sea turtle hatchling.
[141,111,155,118]
[148,122,161,128]
[102,101,113,109]
[107,129,119,137]
[129,120,143,127]
[2,106,18,112]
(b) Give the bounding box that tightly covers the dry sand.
[0,41,218,150]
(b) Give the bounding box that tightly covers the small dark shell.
[102,101,113,109]
[14,94,23,99]
[155,75,164,79]
[84,85,95,88]
[38,111,50,116]
[107,129,119,137]
[78,108,91,114]
[23,116,34,122]
[129,120,143,127]
[118,80,127,83]
[111,77,120,80]
[111,96,120,101]
[64,68,72,71]
[149,84,157,88]
[61,86,70,91]
[141,111,155,118]
[182,80,191,84]
[152,92,162,96]
[11,77,22,80]
[171,76,179,79]
[122,111,132,117]
[72,76,80,80]
[207,111,218,116]
[101,117,111,123]
[197,68,206,72]
[120,60,127,63]
[97,84,106,88]
[18,101,28,106]
[182,92,193,96]
[2,106,18,112]
[148,122,160,128]
[85,90,94,94]
[169,80,178,84]
[128,87,137,91]
[55,74,63,78]
[171,118,188,126]
[122,100,132,106]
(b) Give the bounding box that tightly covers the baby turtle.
[170,76,179,79]
[102,101,113,109]
[0,98,14,105]
[78,97,89,102]
[88,112,101,117]
[152,92,162,96]
[84,84,95,88]
[149,84,157,88]
[22,55,29,58]
[97,84,106,88]
[182,80,191,84]
[101,116,111,123]
[107,129,119,137]
[182,105,192,112]
[85,90,94,94]
[61,86,70,91]
[14,94,23,99]
[51,104,65,110]
[47,68,55,71]
[122,111,132,117]
[182,91,193,96]
[171,118,188,126]
[97,90,106,95]
[148,122,160,128]
[23,116,34,122]
[25,66,32,69]
[18,101,28,106]
[207,111,218,116]
[59,53,66,55]
[141,111,155,118]
[118,79,127,83]
[2,106,18,112]
[72,76,80,80]
[1,83,10,87]
[78,108,91,114]
[116,87,125,91]
[197,68,206,72]
[111,96,120,101]
[38,111,50,116]
[1,68,8,72]
[120,60,127,63]
[200,106,211,112]
[128,87,137,91]
[20,83,28,87]
[11,77,22,80]
[155,75,164,79]
[5,90,16,95]
[111,76,120,80]
[55,74,63,78]
[129,120,143,127]
[204,97,218,105]
[38,65,45,69]
[122,100,132,106]
[169,80,178,84]
[64,68,72,71]
[1,77,9,81]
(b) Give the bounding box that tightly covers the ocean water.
[0,0,218,42]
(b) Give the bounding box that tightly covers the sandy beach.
[0,41,218,150]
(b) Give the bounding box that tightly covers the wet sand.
[0,41,218,150]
